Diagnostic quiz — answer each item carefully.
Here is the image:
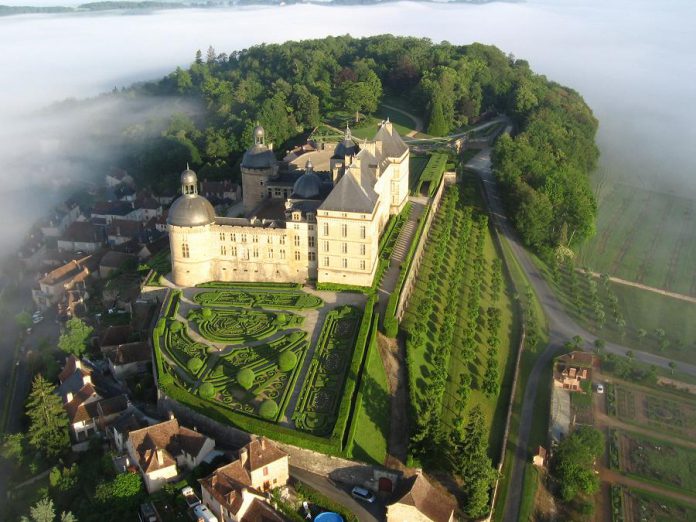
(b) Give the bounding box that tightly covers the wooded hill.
[113,34,598,250]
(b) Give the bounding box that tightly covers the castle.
[167,121,409,287]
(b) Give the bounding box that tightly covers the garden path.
[598,468,696,506]
[582,269,696,303]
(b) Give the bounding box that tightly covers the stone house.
[386,471,456,522]
[32,255,93,309]
[126,417,215,492]
[105,341,151,380]
[199,437,288,522]
[57,221,104,253]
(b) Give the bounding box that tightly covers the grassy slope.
[349,341,391,465]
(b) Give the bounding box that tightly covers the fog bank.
[1,0,694,255]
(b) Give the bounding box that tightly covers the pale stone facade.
[168,122,409,287]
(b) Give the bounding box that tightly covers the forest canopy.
[112,34,597,250]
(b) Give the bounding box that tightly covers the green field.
[578,181,696,296]
[348,336,390,465]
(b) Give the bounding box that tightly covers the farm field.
[152,286,376,455]
[578,181,696,296]
[614,430,696,495]
[609,383,696,440]
[402,174,520,465]
[535,257,696,365]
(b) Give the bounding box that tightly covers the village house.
[386,471,456,522]
[200,179,241,205]
[553,351,597,392]
[91,200,140,225]
[40,199,81,238]
[99,250,137,278]
[104,341,151,380]
[32,255,94,310]
[199,437,288,522]
[126,417,215,492]
[57,221,104,253]
[105,168,134,188]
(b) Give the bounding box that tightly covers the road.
[290,466,384,522]
[464,146,696,522]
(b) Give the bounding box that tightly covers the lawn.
[578,181,696,296]
[348,335,390,465]
[414,152,448,196]
[618,431,696,495]
[409,154,430,193]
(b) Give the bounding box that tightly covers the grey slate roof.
[375,123,409,158]
[319,168,378,214]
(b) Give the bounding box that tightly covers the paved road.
[290,466,383,522]
[464,147,696,522]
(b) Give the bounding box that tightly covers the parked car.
[181,486,201,508]
[596,383,604,394]
[32,311,44,324]
[351,486,376,503]
[192,504,218,522]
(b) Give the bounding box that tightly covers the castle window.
[324,241,329,252]
[342,243,347,254]
[231,246,237,256]
[360,244,366,256]
[308,237,315,248]
[324,257,329,267]
[253,235,258,243]
[309,224,314,231]
[323,223,329,236]
[294,251,301,261]
[293,224,299,230]
[342,258,348,269]
[220,245,227,256]
[360,226,366,239]
[253,247,259,258]
[308,252,316,261]
[244,250,249,260]
[280,249,286,259]
[231,233,236,242]
[279,236,285,245]
[182,242,190,258]
[275,189,282,197]
[219,232,225,241]
[241,234,247,243]
[294,236,300,247]
[268,249,273,259]
[341,224,347,237]
[267,236,272,243]
[360,260,366,270]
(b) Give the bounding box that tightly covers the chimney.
[74,358,82,370]
[260,437,266,451]
[65,392,74,402]
[169,411,175,420]
[157,449,164,465]
[83,374,92,386]
[239,447,248,468]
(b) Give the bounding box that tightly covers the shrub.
[259,399,279,419]
[201,307,213,320]
[199,382,215,399]
[383,316,398,338]
[278,350,298,372]
[187,357,204,374]
[277,313,287,324]
[237,368,255,390]
[170,321,183,333]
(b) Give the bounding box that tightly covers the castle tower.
[241,126,278,215]
[330,125,359,184]
[167,167,215,286]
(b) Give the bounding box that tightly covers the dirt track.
[583,270,696,304]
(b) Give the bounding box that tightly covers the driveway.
[290,466,384,522]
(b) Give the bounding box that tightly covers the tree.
[25,375,69,459]
[22,497,54,522]
[16,311,32,329]
[95,472,144,513]
[593,338,605,353]
[0,432,24,465]
[552,426,604,502]
[669,361,677,375]
[625,350,634,364]
[426,97,448,136]
[637,328,647,343]
[57,317,93,357]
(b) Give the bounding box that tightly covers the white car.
[596,384,604,394]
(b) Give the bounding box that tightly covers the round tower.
[241,125,278,214]
[167,167,215,286]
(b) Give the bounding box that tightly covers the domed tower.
[291,159,322,200]
[167,167,215,286]
[241,125,278,214]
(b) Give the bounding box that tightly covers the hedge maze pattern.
[193,289,323,309]
[293,306,361,435]
[188,307,303,343]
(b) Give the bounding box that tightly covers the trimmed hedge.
[279,350,298,372]
[237,368,255,390]
[196,281,302,289]
[199,382,215,399]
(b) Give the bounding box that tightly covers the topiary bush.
[170,321,183,333]
[259,399,279,419]
[278,350,298,372]
[237,368,255,390]
[201,307,213,320]
[187,357,204,374]
[199,382,215,399]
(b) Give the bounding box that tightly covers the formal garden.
[152,286,379,456]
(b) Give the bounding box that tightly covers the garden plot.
[613,384,696,440]
[622,488,696,522]
[293,306,361,436]
[617,431,696,495]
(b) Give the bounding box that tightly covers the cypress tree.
[25,375,69,460]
